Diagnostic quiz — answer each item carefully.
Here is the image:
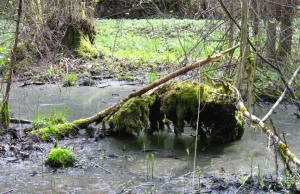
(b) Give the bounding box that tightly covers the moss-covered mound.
[107,80,244,144]
[151,81,244,143]
[46,148,75,168]
[108,96,156,135]
[62,17,99,59]
[30,123,74,141]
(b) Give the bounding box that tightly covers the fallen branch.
[237,101,300,166]
[73,44,240,126]
[30,44,240,140]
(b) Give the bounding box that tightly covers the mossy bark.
[62,19,98,59]
[0,102,9,129]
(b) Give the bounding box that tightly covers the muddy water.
[1,83,300,193]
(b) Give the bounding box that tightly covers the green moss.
[62,24,99,60]
[73,118,89,126]
[32,108,67,130]
[109,96,155,135]
[30,123,73,141]
[295,91,300,99]
[46,148,75,168]
[75,31,99,59]
[0,102,9,128]
[152,81,245,142]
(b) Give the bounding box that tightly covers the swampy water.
[1,82,300,193]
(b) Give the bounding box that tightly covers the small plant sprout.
[186,148,190,172]
[197,166,201,191]
[153,185,157,194]
[42,156,44,178]
[258,165,264,188]
[148,68,157,83]
[51,173,56,193]
[101,153,105,170]
[143,142,146,156]
[250,153,253,178]
[123,144,126,151]
[240,174,245,191]
[146,154,150,180]
[63,72,77,87]
[151,154,155,179]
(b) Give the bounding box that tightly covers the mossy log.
[108,81,244,143]
[30,45,240,141]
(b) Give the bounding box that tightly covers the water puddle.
[1,83,300,193]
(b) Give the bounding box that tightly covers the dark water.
[1,83,300,193]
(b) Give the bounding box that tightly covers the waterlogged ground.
[1,83,300,193]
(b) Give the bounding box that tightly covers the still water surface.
[1,83,299,193]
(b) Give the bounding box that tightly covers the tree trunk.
[278,0,294,60]
[250,0,259,36]
[266,0,277,61]
[1,0,22,129]
[235,0,249,90]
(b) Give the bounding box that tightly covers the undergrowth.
[95,19,231,67]
[31,107,67,130]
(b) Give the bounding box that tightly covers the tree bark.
[236,0,248,90]
[278,0,294,60]
[1,0,22,129]
[266,0,277,61]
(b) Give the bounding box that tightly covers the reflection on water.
[9,82,140,121]
[2,83,300,193]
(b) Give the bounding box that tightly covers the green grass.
[32,107,67,130]
[95,19,229,67]
[63,72,77,87]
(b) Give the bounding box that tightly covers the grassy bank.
[95,19,232,67]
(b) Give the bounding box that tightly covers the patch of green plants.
[186,148,190,172]
[46,147,76,168]
[63,72,77,87]
[257,164,264,188]
[95,19,228,67]
[197,166,202,192]
[148,69,157,83]
[31,107,67,130]
[30,107,70,141]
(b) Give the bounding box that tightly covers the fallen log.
[80,44,240,126]
[30,44,240,141]
[107,80,245,143]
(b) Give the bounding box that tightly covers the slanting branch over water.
[237,101,300,166]
[74,44,240,126]
[30,44,240,140]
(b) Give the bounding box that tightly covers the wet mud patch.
[0,127,299,193]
